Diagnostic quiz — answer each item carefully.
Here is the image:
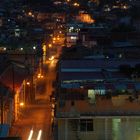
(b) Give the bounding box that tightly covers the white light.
[33,46,36,50]
[70,27,74,30]
[70,36,77,40]
[3,48,6,51]
[20,48,23,51]
[37,130,42,140]
[27,129,33,140]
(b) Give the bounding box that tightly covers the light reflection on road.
[27,129,33,140]
[37,130,42,140]
[27,129,42,140]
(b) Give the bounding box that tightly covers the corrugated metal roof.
[60,59,140,69]
[61,82,140,90]
[60,72,103,81]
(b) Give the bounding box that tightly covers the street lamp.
[26,82,30,86]
[48,44,52,48]
[19,102,24,107]
[37,73,44,79]
[33,46,36,50]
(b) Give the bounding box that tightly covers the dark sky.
[26,0,52,4]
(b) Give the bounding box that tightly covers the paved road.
[9,60,57,140]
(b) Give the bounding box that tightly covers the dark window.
[80,119,93,131]
[71,100,75,106]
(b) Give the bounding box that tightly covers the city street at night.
[9,60,57,140]
[1,0,140,140]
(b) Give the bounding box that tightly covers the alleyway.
[9,60,57,140]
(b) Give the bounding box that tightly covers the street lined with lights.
[9,56,57,140]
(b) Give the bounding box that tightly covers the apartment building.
[54,58,140,140]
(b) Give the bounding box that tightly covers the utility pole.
[12,64,15,94]
[64,4,69,47]
[0,94,4,124]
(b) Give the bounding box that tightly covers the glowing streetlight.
[57,37,60,41]
[48,44,52,48]
[73,2,80,7]
[37,73,41,79]
[26,82,30,85]
[37,73,44,79]
[33,46,36,50]
[28,12,32,16]
[3,47,6,51]
[41,75,44,78]
[19,102,25,107]
[53,37,56,41]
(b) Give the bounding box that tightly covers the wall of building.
[57,117,140,140]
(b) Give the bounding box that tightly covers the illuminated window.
[94,89,105,95]
[136,121,140,131]
[70,36,77,40]
[80,119,93,131]
[88,89,96,104]
[112,119,121,134]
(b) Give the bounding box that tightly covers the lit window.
[88,89,96,104]
[70,36,77,40]
[80,119,93,131]
[136,121,140,131]
[70,27,74,30]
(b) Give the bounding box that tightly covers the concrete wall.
[57,117,140,140]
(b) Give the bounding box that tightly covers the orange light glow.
[26,82,30,85]
[28,12,32,16]
[73,2,80,7]
[20,102,25,107]
[53,37,56,41]
[77,13,95,24]
[49,56,54,61]
[37,73,44,79]
[48,44,52,48]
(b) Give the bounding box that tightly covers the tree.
[119,64,133,76]
[135,64,140,77]
[111,24,135,32]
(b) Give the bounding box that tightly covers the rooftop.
[60,59,140,70]
[56,94,140,118]
[59,71,129,82]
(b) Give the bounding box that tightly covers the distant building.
[78,26,110,48]
[66,23,80,47]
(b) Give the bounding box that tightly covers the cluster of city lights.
[37,73,44,79]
